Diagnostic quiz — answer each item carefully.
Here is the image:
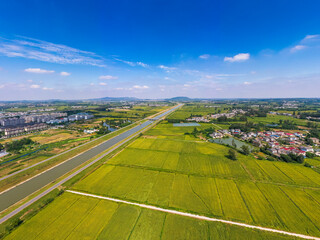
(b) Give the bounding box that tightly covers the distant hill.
[166,96,192,101]
[91,97,140,101]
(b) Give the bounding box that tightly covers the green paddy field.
[4,121,320,239]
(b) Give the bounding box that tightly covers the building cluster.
[210,129,320,157]
[107,106,131,111]
[0,149,9,158]
[46,112,94,124]
[23,113,67,124]
[306,116,320,121]
[29,108,56,112]
[0,123,47,137]
[186,109,246,123]
[210,129,243,138]
[0,118,25,127]
[186,116,210,122]
[275,102,298,109]
[68,113,94,121]
[83,129,98,134]
[269,111,293,116]
[0,113,67,127]
[209,109,246,119]
[71,105,87,109]
[0,112,94,138]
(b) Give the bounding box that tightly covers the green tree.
[0,143,4,151]
[240,145,250,155]
[232,139,237,149]
[228,149,237,160]
[306,152,315,159]
[192,127,198,136]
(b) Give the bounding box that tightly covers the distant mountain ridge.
[92,97,140,101]
[165,96,192,101]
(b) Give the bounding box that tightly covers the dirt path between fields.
[67,190,320,240]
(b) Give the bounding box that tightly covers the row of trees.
[4,138,35,153]
[278,120,298,130]
[216,115,247,122]
[280,153,304,163]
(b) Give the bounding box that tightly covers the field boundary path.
[67,190,320,240]
[0,104,181,221]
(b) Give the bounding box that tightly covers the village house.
[300,146,314,152]
[210,132,223,138]
[310,138,320,145]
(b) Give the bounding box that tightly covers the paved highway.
[0,105,180,213]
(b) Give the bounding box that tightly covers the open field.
[69,122,320,237]
[166,104,229,121]
[72,163,320,236]
[107,137,320,187]
[145,121,213,140]
[248,114,309,126]
[90,105,169,121]
[4,192,299,240]
[3,114,320,239]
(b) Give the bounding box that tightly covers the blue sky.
[0,0,320,100]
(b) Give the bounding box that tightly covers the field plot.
[242,159,320,187]
[145,121,212,139]
[257,183,320,236]
[4,193,299,240]
[72,162,320,237]
[5,117,320,240]
[109,138,251,180]
[215,178,252,223]
[248,114,308,126]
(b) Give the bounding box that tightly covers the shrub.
[228,149,237,160]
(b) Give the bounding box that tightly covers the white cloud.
[290,45,306,53]
[205,75,214,79]
[99,75,118,80]
[136,62,149,68]
[0,84,4,89]
[25,68,54,74]
[204,73,245,80]
[30,84,41,89]
[243,81,252,85]
[158,65,177,71]
[114,58,149,68]
[60,71,71,76]
[115,87,124,90]
[0,36,105,67]
[26,79,33,82]
[132,85,149,89]
[224,53,250,62]
[304,34,320,40]
[199,54,210,59]
[114,58,135,66]
[99,82,107,86]
[42,87,53,90]
[90,83,95,86]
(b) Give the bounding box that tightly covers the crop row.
[5,193,297,240]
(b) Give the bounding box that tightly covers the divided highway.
[0,105,180,213]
